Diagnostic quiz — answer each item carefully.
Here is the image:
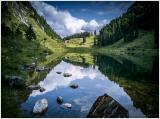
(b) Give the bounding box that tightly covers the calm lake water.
[21,53,159,118]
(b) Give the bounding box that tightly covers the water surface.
[21,53,159,118]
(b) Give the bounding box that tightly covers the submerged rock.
[87,94,129,118]
[61,103,72,109]
[63,73,72,77]
[56,71,62,74]
[57,96,63,104]
[69,84,78,89]
[39,87,45,92]
[5,75,25,88]
[28,85,41,90]
[33,98,48,114]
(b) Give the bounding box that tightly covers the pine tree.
[26,24,36,40]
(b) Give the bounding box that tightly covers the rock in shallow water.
[61,103,72,109]
[63,73,72,77]
[33,98,48,114]
[69,84,78,89]
[56,71,62,74]
[39,87,45,92]
[57,96,63,104]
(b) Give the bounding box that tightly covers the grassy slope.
[66,30,158,56]
[98,30,158,55]
[1,5,66,117]
[64,53,94,66]
[66,35,95,48]
[29,17,65,52]
[107,30,154,49]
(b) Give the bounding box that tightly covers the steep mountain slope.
[2,1,65,51]
[1,1,65,117]
[1,1,65,76]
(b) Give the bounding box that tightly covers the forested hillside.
[97,2,159,48]
[64,32,90,40]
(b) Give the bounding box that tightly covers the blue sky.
[44,1,133,22]
[31,1,134,37]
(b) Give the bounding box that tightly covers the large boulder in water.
[87,94,129,118]
[33,98,48,114]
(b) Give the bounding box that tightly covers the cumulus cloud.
[31,1,108,37]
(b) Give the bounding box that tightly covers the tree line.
[96,1,159,48]
[63,32,90,40]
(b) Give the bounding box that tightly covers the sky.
[31,1,134,38]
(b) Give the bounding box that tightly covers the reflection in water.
[21,53,158,118]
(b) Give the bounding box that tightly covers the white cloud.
[31,2,109,37]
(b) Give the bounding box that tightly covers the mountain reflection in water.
[21,60,146,118]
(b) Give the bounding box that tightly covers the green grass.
[64,53,94,66]
[108,30,155,49]
[28,17,65,52]
[97,30,158,55]
[66,35,95,48]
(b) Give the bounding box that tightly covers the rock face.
[61,103,72,109]
[69,84,78,89]
[5,75,25,88]
[57,96,63,104]
[63,73,72,77]
[87,94,129,118]
[33,98,48,114]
